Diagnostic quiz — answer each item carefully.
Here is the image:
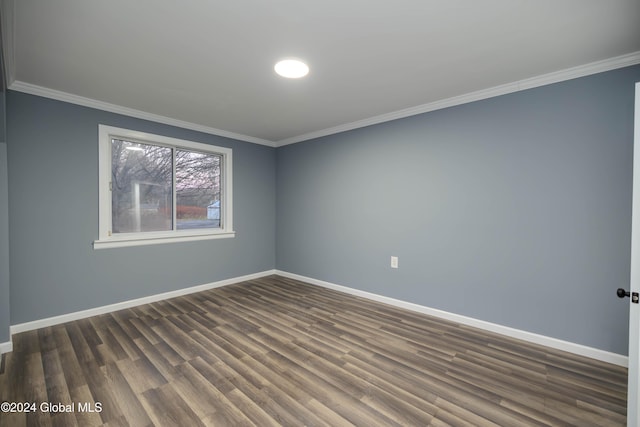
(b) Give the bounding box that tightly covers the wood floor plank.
[41,348,79,427]
[170,362,228,422]
[237,359,341,426]
[141,384,206,427]
[23,351,52,427]
[187,356,260,426]
[0,275,628,426]
[67,384,105,427]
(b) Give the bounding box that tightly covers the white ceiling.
[2,0,640,146]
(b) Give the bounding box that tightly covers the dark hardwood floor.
[0,275,628,426]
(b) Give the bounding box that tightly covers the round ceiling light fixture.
[274,59,309,78]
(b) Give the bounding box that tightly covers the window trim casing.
[94,124,234,249]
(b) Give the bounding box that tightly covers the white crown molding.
[276,51,640,147]
[8,80,276,147]
[10,269,277,335]
[0,339,12,355]
[276,270,629,367]
[6,51,640,148]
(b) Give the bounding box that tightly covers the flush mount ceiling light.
[274,59,309,78]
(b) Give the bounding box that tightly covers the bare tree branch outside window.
[111,139,221,234]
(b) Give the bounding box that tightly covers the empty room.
[1,1,640,426]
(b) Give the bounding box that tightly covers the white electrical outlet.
[391,256,399,269]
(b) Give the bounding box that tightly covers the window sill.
[93,230,235,249]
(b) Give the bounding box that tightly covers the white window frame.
[94,125,234,249]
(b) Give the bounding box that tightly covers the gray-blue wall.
[276,65,640,355]
[0,91,9,344]
[7,91,276,324]
[5,65,639,356]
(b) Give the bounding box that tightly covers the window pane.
[175,149,221,230]
[111,139,173,233]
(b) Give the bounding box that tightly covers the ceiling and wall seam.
[6,50,640,148]
[276,51,640,146]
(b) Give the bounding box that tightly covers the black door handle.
[618,288,640,303]
[617,288,631,298]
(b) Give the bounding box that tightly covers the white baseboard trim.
[7,269,628,367]
[276,270,629,367]
[10,270,277,336]
[0,340,12,355]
